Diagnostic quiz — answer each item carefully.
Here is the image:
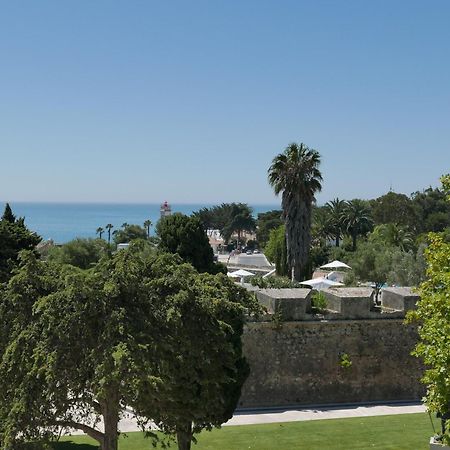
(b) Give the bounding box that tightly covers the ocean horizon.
[3,201,280,244]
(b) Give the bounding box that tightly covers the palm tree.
[341,200,373,251]
[325,198,347,247]
[143,220,152,238]
[121,222,129,229]
[96,227,104,239]
[105,223,114,245]
[268,142,322,281]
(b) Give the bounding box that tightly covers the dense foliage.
[0,244,258,450]
[156,213,225,274]
[112,223,147,244]
[47,237,109,269]
[0,203,41,283]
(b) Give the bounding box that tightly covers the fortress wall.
[239,319,424,408]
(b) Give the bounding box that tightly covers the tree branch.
[54,420,104,443]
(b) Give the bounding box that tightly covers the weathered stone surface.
[240,319,423,408]
[322,287,374,319]
[381,287,419,312]
[256,288,312,320]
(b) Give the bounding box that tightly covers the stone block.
[381,287,419,312]
[322,287,374,319]
[256,288,312,320]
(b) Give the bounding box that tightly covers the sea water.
[4,202,279,243]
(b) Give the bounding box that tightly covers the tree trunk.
[352,233,357,251]
[335,235,340,247]
[176,421,193,450]
[101,387,119,450]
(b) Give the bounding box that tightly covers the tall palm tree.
[341,200,373,251]
[268,142,322,281]
[105,223,114,245]
[325,198,347,247]
[96,227,104,239]
[143,220,152,238]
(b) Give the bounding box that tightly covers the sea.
[4,202,280,244]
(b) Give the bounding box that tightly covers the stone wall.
[239,318,424,408]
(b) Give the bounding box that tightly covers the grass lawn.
[52,413,439,450]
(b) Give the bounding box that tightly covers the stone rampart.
[240,319,423,408]
[239,286,423,408]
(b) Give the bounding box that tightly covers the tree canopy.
[0,203,41,283]
[112,223,147,244]
[0,244,258,450]
[156,213,225,274]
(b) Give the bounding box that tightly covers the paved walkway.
[66,402,426,435]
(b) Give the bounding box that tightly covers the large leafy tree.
[220,203,256,247]
[0,245,257,450]
[113,224,147,244]
[268,142,322,281]
[341,199,373,251]
[408,174,450,444]
[46,237,109,269]
[0,203,41,283]
[156,213,225,274]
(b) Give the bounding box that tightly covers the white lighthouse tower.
[160,201,172,219]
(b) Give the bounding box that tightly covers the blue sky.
[0,1,449,205]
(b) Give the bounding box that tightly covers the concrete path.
[65,402,426,436]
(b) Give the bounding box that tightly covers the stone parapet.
[256,288,312,321]
[381,287,419,312]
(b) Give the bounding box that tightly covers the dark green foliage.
[411,186,450,233]
[156,213,224,274]
[46,238,109,269]
[193,203,256,246]
[341,199,373,251]
[112,224,147,244]
[0,245,258,450]
[370,192,419,231]
[255,210,283,248]
[0,204,41,283]
[1,204,16,223]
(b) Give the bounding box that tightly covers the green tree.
[96,226,104,239]
[325,198,347,247]
[264,224,288,276]
[143,219,152,238]
[268,142,322,281]
[407,174,450,444]
[342,199,373,251]
[0,247,257,450]
[256,210,283,249]
[370,191,419,231]
[369,223,415,252]
[1,203,15,223]
[0,204,41,283]
[193,203,256,246]
[156,213,225,274]
[113,224,147,244]
[47,238,109,269]
[105,223,114,245]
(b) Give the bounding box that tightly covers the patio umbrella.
[320,260,352,270]
[227,269,255,278]
[299,277,344,291]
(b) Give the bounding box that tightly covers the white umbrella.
[227,269,255,278]
[299,277,344,291]
[320,260,352,270]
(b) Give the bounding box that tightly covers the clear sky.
[1,1,449,205]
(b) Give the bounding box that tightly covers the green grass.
[52,413,439,450]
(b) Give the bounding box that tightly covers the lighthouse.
[160,201,172,219]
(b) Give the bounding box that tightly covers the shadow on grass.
[49,442,98,450]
